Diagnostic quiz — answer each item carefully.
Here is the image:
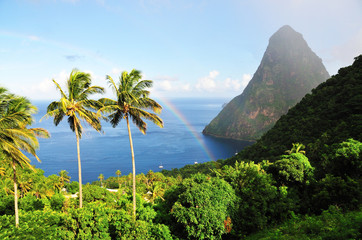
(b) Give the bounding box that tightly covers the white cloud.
[20,71,69,100]
[224,73,251,92]
[195,70,219,92]
[158,80,173,91]
[151,75,193,96]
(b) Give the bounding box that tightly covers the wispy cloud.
[64,55,84,62]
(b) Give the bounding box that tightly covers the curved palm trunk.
[12,160,19,227]
[75,126,83,208]
[126,116,136,219]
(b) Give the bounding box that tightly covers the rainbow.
[157,97,215,162]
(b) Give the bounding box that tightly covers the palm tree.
[58,170,71,189]
[0,88,49,227]
[42,69,104,208]
[143,182,165,204]
[99,69,163,219]
[285,143,306,155]
[116,169,121,187]
[98,173,104,187]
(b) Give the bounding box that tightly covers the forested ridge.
[0,56,361,239]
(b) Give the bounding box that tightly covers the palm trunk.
[12,160,19,227]
[75,127,83,208]
[126,116,136,220]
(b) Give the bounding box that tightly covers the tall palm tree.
[99,69,163,219]
[0,87,49,227]
[98,173,104,187]
[42,69,104,208]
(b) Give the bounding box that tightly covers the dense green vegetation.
[1,56,361,239]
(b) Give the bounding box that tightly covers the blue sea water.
[30,98,253,183]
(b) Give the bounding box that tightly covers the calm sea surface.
[30,98,253,183]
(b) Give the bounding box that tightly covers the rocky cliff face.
[203,25,330,141]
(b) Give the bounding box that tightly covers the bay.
[30,98,253,183]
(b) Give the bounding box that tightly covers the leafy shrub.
[0,193,14,215]
[162,173,236,240]
[310,174,361,212]
[269,153,314,185]
[19,194,45,211]
[0,210,71,239]
[218,161,296,236]
[50,192,65,211]
[65,181,79,194]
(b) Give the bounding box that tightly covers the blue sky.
[1,0,361,100]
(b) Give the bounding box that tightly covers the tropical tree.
[99,69,163,219]
[98,173,104,187]
[42,69,104,208]
[0,87,49,227]
[116,169,121,187]
[58,170,71,189]
[285,143,306,155]
[143,181,165,204]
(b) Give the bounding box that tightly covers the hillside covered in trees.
[0,56,361,239]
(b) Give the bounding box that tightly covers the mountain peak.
[203,26,330,141]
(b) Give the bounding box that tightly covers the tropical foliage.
[43,69,104,208]
[0,87,49,227]
[98,69,163,218]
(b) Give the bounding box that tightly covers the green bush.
[218,161,296,236]
[50,192,65,211]
[162,173,236,240]
[0,210,71,239]
[19,194,45,211]
[65,181,79,194]
[246,207,362,240]
[0,193,14,215]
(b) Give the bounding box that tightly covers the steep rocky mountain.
[203,25,330,141]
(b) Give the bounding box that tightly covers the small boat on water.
[158,163,163,169]
[194,161,198,164]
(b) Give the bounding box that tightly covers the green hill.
[203,25,330,140]
[231,54,362,164]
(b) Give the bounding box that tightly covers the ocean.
[30,98,253,183]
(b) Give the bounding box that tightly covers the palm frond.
[79,86,105,101]
[106,75,119,95]
[52,80,67,99]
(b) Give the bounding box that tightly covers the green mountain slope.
[233,54,362,163]
[203,25,330,140]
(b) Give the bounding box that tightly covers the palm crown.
[44,69,104,137]
[99,69,163,133]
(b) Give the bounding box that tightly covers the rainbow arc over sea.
[157,97,215,162]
